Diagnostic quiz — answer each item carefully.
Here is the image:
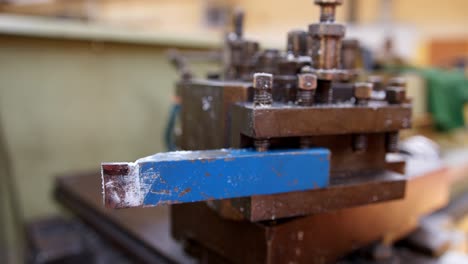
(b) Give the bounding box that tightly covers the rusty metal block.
[213,170,406,222]
[231,102,412,139]
[172,164,451,264]
[179,79,251,150]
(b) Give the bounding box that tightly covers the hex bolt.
[309,0,345,73]
[354,82,373,106]
[287,30,308,57]
[254,139,270,152]
[353,134,368,152]
[296,73,317,106]
[386,86,405,104]
[368,75,384,91]
[386,77,407,104]
[253,73,273,106]
[386,132,399,153]
[314,80,333,104]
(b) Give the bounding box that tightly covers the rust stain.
[179,188,192,197]
[102,163,129,176]
[205,172,211,177]
[200,192,217,201]
[272,167,282,177]
[313,182,319,189]
[224,157,235,162]
[158,177,167,184]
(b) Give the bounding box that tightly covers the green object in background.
[421,69,468,131]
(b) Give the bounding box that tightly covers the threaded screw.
[386,132,399,153]
[353,134,368,152]
[314,0,343,22]
[314,80,333,104]
[253,73,273,106]
[297,73,317,106]
[386,77,407,104]
[354,82,373,106]
[385,87,405,104]
[254,139,270,152]
[368,75,384,91]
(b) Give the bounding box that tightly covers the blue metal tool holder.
[102,148,330,208]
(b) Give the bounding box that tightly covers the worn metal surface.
[231,102,411,139]
[233,134,390,176]
[253,73,273,106]
[179,79,251,150]
[213,169,406,222]
[172,163,451,264]
[55,172,193,264]
[212,154,409,221]
[26,217,91,264]
[102,148,330,209]
[56,169,466,264]
[308,0,345,75]
[98,0,419,262]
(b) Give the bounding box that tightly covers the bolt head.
[368,75,384,90]
[386,86,405,104]
[287,30,308,56]
[354,82,373,100]
[298,73,317,90]
[253,73,273,90]
[309,23,346,37]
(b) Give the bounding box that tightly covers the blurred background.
[0,0,466,263]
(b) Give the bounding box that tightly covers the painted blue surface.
[138,148,330,206]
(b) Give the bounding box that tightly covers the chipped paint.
[102,148,329,208]
[101,162,142,208]
[179,188,192,197]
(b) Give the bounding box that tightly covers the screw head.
[386,86,405,104]
[354,82,373,100]
[368,75,384,91]
[253,73,273,90]
[298,73,317,90]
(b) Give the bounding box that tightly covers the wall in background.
[0,35,213,219]
[2,0,468,39]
